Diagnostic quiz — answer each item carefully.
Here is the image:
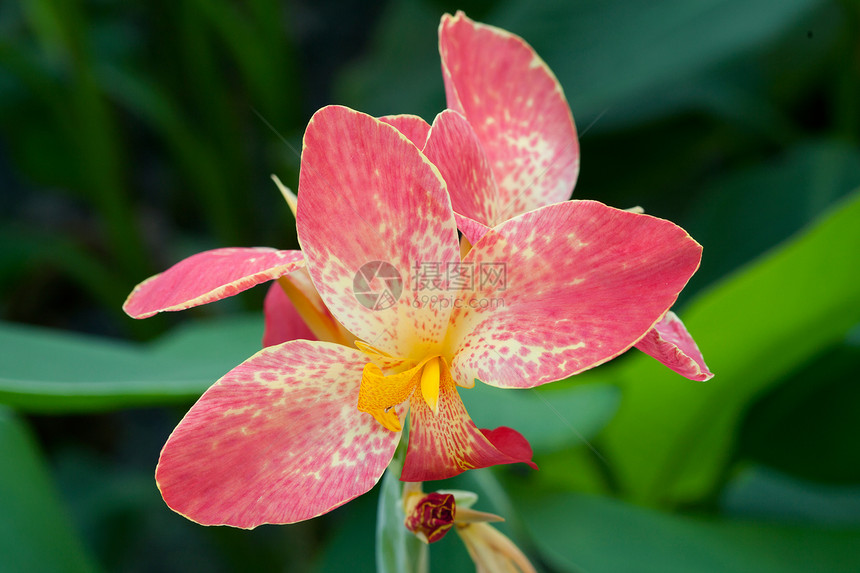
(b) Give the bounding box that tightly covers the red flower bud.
[404,492,456,543]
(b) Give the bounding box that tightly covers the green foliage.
[376,457,427,573]
[461,382,620,454]
[0,315,262,412]
[0,409,100,573]
[603,189,860,506]
[522,491,860,573]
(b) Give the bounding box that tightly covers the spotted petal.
[124,247,304,319]
[297,106,460,359]
[379,114,431,148]
[439,11,579,220]
[635,311,713,381]
[401,361,535,481]
[454,214,493,246]
[448,201,702,389]
[423,110,499,231]
[156,341,400,528]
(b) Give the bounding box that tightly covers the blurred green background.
[2,0,859,571]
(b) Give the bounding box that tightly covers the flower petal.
[379,114,431,148]
[297,105,460,358]
[439,11,579,219]
[455,213,492,246]
[456,522,537,573]
[156,341,400,528]
[401,362,535,481]
[448,201,702,389]
[266,268,355,346]
[262,282,315,347]
[423,110,499,228]
[635,311,713,381]
[124,247,304,319]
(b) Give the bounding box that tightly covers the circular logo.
[352,261,403,310]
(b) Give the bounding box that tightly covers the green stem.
[376,449,428,573]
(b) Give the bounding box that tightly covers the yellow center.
[356,353,443,432]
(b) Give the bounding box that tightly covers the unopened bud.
[404,492,455,543]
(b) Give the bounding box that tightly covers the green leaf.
[461,382,620,453]
[737,335,860,484]
[521,491,860,573]
[685,140,860,293]
[312,494,378,573]
[376,457,427,573]
[602,189,860,505]
[0,408,100,573]
[0,315,262,412]
[721,466,860,527]
[336,0,445,121]
[492,0,823,126]
[338,0,822,128]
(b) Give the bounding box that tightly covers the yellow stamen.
[356,356,446,430]
[357,362,425,432]
[420,357,441,414]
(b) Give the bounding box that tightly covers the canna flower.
[423,11,713,381]
[262,13,712,382]
[124,104,701,528]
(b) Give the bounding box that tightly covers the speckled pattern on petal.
[423,110,499,228]
[401,360,535,481]
[123,248,304,319]
[447,201,703,389]
[297,106,460,359]
[156,341,400,528]
[454,213,492,246]
[439,11,579,220]
[379,114,432,148]
[635,311,713,381]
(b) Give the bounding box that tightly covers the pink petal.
[262,282,315,347]
[635,311,713,381]
[379,114,431,148]
[264,267,355,347]
[124,247,304,319]
[448,201,703,389]
[296,106,460,357]
[455,213,492,245]
[439,11,579,219]
[423,110,499,228]
[156,341,400,528]
[401,363,535,481]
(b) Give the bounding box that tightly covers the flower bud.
[403,492,456,543]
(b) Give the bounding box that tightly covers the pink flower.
[124,105,701,528]
[262,13,712,382]
[422,11,712,381]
